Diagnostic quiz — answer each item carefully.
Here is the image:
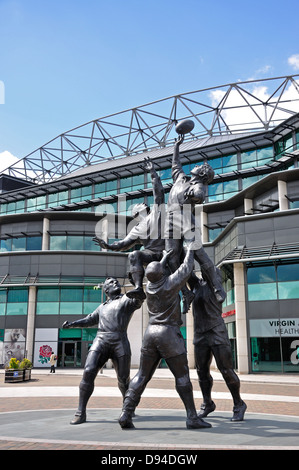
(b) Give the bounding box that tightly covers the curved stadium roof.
[2,75,299,184]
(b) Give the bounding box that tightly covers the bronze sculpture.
[63,119,245,431]
[118,246,211,430]
[191,270,247,421]
[164,123,225,313]
[93,158,165,300]
[62,277,143,424]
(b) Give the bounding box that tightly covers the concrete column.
[186,307,195,368]
[200,207,209,244]
[233,263,249,373]
[26,286,36,362]
[277,180,289,211]
[42,217,50,250]
[244,198,253,215]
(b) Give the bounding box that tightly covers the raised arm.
[167,245,194,293]
[172,135,185,183]
[144,157,164,206]
[62,310,99,329]
[93,234,138,252]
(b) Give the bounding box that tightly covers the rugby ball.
[175,119,195,135]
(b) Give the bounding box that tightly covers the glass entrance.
[60,341,82,367]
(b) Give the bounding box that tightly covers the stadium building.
[0,76,299,374]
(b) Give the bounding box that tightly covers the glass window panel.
[94,182,106,196]
[26,236,42,251]
[27,198,36,211]
[0,290,6,302]
[208,193,224,202]
[15,200,25,213]
[36,302,59,315]
[67,236,84,250]
[37,288,60,302]
[223,154,238,171]
[208,228,223,242]
[120,176,132,190]
[70,187,81,202]
[223,180,239,193]
[208,182,223,196]
[7,288,28,302]
[83,302,100,315]
[241,150,256,169]
[50,235,67,250]
[6,303,27,315]
[248,283,277,301]
[247,265,276,283]
[0,203,7,214]
[0,239,12,252]
[132,174,144,190]
[82,328,97,341]
[59,328,81,339]
[0,304,5,315]
[250,337,283,373]
[242,175,259,190]
[226,289,234,305]
[48,193,58,205]
[105,183,117,196]
[278,281,299,299]
[159,167,172,182]
[94,202,117,214]
[284,133,293,151]
[36,195,46,208]
[257,146,273,163]
[58,191,69,203]
[84,236,99,251]
[7,202,16,213]
[81,185,92,197]
[83,286,102,302]
[12,237,26,251]
[209,157,222,171]
[60,302,83,315]
[277,263,299,282]
[61,287,83,302]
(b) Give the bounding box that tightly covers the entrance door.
[62,341,81,367]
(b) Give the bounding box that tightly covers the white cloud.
[288,54,299,71]
[0,150,19,173]
[209,78,299,133]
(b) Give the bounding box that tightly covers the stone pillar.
[277,180,288,211]
[200,207,209,244]
[233,263,249,373]
[186,306,195,368]
[244,198,253,215]
[42,217,50,250]
[26,286,36,362]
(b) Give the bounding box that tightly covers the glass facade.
[247,262,299,302]
[49,235,100,251]
[247,261,299,373]
[0,287,28,316]
[0,123,298,373]
[0,236,42,252]
[1,131,297,217]
[36,285,104,316]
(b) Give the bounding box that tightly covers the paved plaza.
[0,368,299,451]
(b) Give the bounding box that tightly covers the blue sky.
[0,0,299,170]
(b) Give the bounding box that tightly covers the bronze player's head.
[103,277,121,298]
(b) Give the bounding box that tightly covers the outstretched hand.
[144,156,154,172]
[92,237,109,249]
[175,135,184,146]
